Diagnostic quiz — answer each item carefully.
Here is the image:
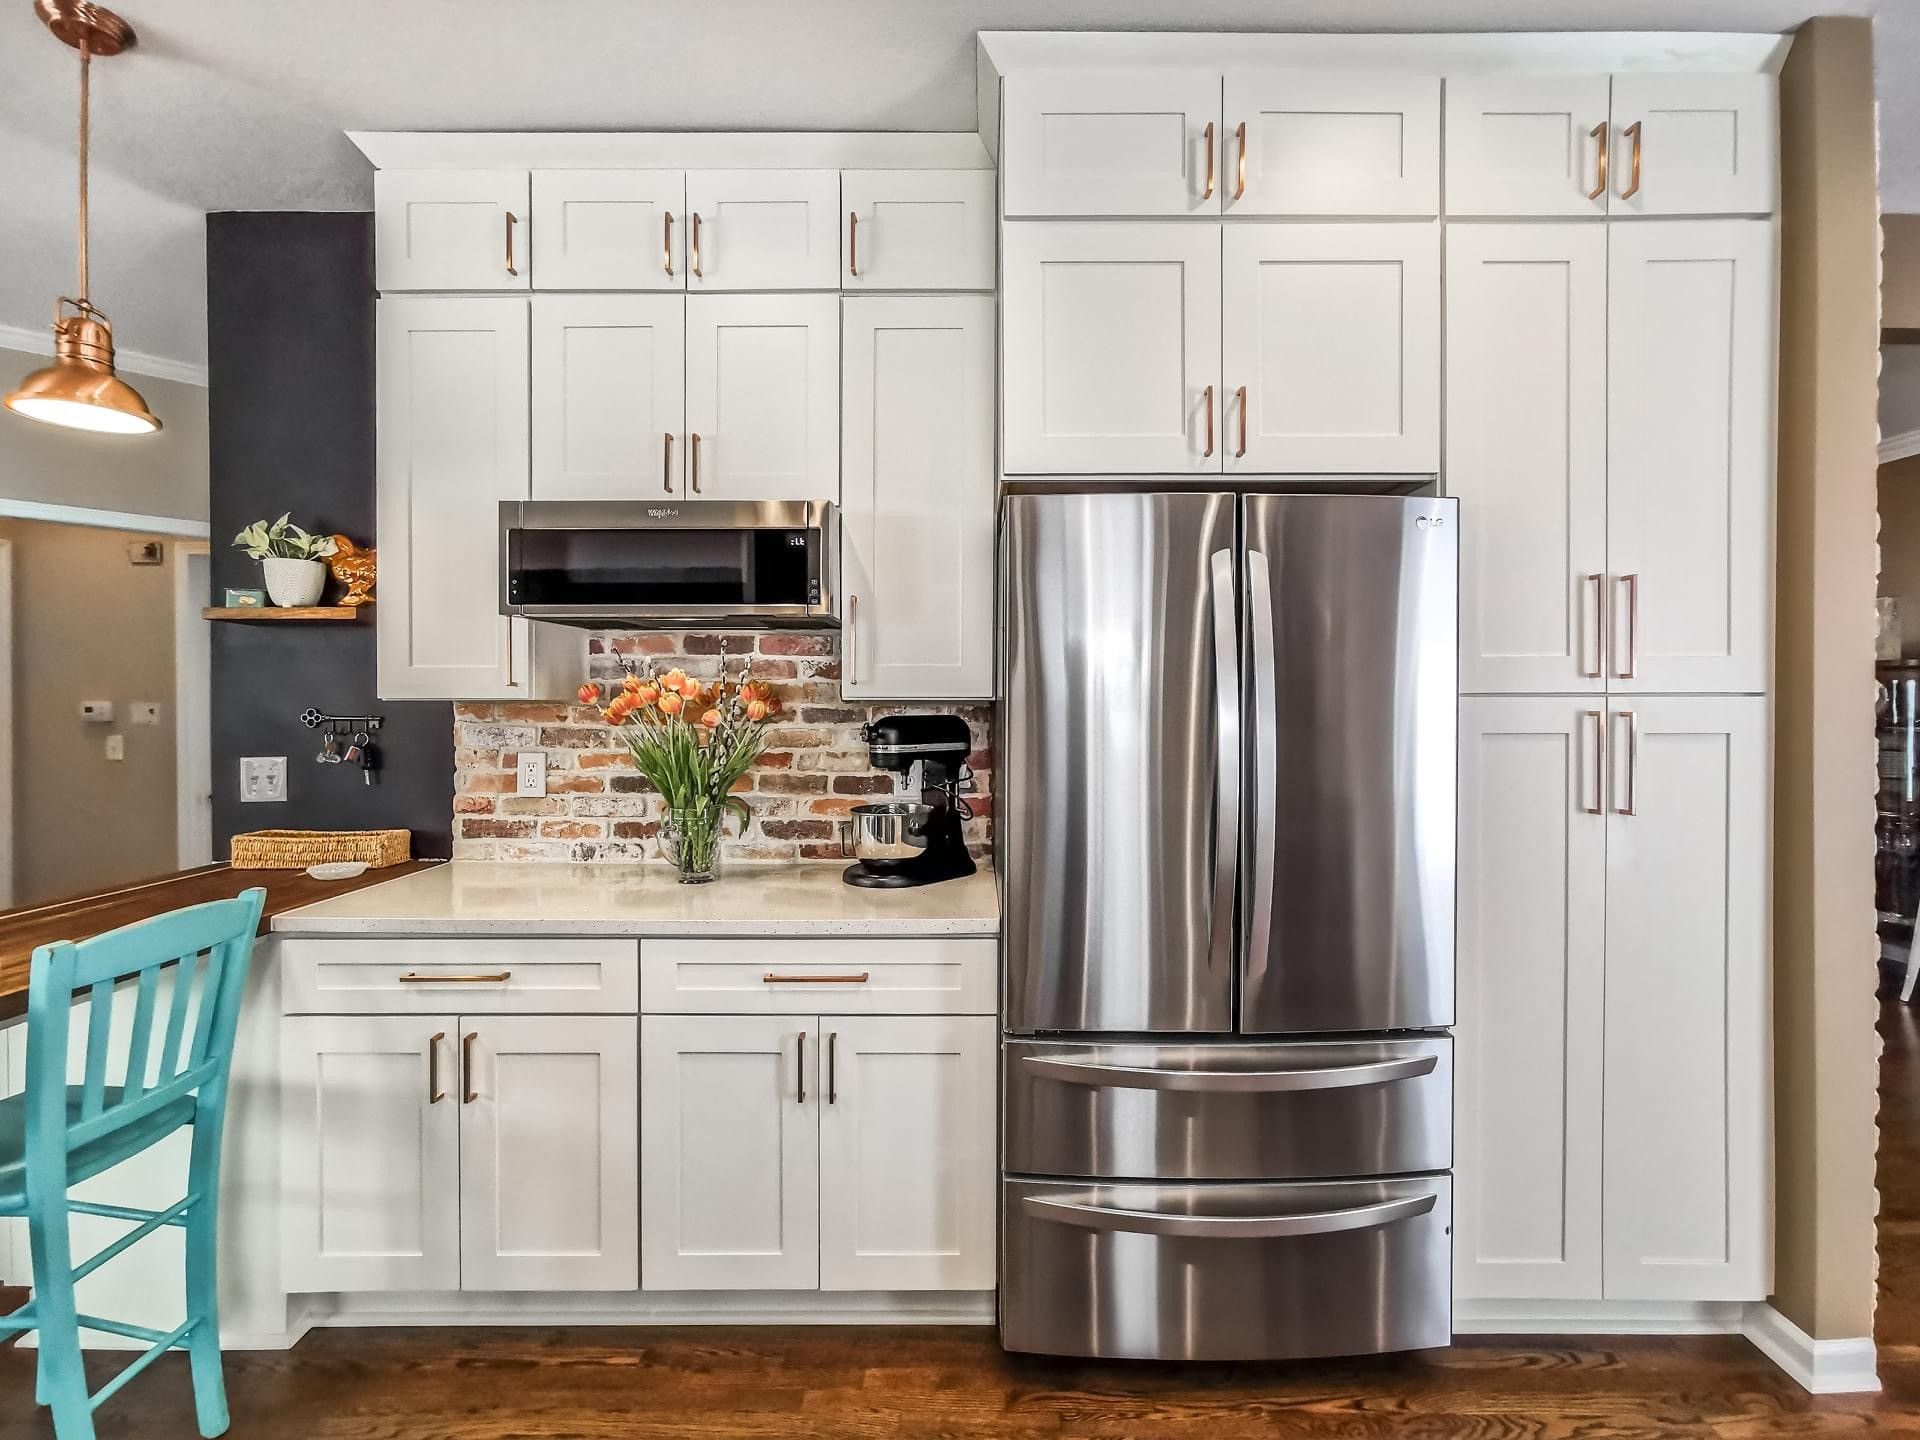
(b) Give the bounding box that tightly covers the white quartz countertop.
[270,860,1000,937]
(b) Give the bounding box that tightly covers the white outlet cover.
[516,750,548,797]
[240,756,287,803]
[131,702,162,726]
[105,734,126,762]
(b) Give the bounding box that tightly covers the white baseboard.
[1740,1302,1881,1395]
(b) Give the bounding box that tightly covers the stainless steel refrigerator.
[998,489,1458,1363]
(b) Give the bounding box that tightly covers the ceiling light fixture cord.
[76,28,89,305]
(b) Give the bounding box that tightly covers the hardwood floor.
[2,993,1918,1438]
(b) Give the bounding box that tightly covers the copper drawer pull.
[663,210,674,276]
[1235,385,1248,459]
[662,431,674,494]
[827,1031,839,1105]
[505,212,519,276]
[399,971,512,983]
[1235,121,1247,200]
[1622,121,1643,200]
[763,972,870,984]
[1616,710,1639,817]
[428,1031,446,1105]
[1585,573,1605,679]
[796,1031,807,1104]
[1202,121,1216,200]
[1617,574,1640,680]
[691,212,702,277]
[462,1031,478,1104]
[1587,121,1608,202]
[1203,384,1215,458]
[1584,711,1605,816]
[848,210,859,277]
[690,431,702,493]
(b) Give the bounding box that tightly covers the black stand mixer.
[839,715,978,889]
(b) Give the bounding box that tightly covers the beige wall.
[1772,16,1883,1342]
[1879,457,1920,655]
[0,518,182,905]
[1888,215,1920,331]
[0,345,208,525]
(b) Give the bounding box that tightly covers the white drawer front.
[641,938,996,1015]
[281,938,639,1015]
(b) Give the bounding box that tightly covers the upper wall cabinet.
[1222,70,1440,216]
[684,293,840,500]
[1002,71,1223,217]
[842,170,996,291]
[685,170,841,289]
[375,170,530,291]
[1445,76,1612,217]
[532,294,686,500]
[1609,74,1779,217]
[531,170,684,290]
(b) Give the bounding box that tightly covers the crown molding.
[1882,427,1920,465]
[0,321,207,388]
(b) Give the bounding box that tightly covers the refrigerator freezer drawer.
[1004,1036,1451,1181]
[1001,1176,1452,1361]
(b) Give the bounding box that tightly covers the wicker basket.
[230,829,411,870]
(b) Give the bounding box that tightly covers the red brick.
[760,819,835,840]
[757,751,796,769]
[539,726,609,749]
[757,772,828,795]
[453,795,495,814]
[611,821,661,840]
[547,773,607,794]
[460,818,535,839]
[462,772,517,794]
[575,750,632,769]
[758,634,833,656]
[610,634,679,656]
[540,819,605,841]
[832,774,894,795]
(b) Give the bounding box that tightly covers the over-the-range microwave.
[499,500,838,630]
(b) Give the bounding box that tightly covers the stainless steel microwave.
[499,500,837,629]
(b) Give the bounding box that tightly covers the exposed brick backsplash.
[451,631,992,865]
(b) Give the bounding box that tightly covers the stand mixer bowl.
[840,802,933,865]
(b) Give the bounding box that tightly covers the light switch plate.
[104,734,125,762]
[516,751,548,797]
[240,756,287,803]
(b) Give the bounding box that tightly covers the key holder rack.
[299,709,385,735]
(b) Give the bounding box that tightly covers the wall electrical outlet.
[79,700,114,723]
[516,751,548,798]
[104,734,125,762]
[240,756,287,803]
[130,702,162,726]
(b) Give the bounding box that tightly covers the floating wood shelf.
[202,605,373,623]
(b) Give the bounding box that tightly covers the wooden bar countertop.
[0,861,437,1022]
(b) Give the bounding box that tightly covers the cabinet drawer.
[280,938,639,1014]
[640,937,996,1014]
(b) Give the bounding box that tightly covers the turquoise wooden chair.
[0,887,266,1440]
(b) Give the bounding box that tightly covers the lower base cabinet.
[641,1013,997,1292]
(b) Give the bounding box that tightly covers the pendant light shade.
[5,1,162,436]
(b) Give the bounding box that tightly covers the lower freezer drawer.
[1000,1176,1452,1361]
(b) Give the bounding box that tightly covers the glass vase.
[661,802,724,884]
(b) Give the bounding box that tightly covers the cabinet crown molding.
[349,131,993,172]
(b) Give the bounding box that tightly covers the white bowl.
[306,861,369,881]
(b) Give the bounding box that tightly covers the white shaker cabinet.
[1444,76,1612,217]
[1454,700,1605,1301]
[280,1016,462,1294]
[841,296,996,701]
[1001,221,1222,474]
[374,169,530,291]
[1221,221,1440,474]
[818,1016,997,1292]
[1606,220,1774,695]
[531,169,685,290]
[532,294,686,500]
[842,170,996,291]
[1609,75,1779,218]
[685,170,841,290]
[640,1015,820,1291]
[684,294,840,501]
[1602,696,1769,1300]
[1222,70,1440,217]
[1002,71,1223,217]
[459,1016,639,1292]
[1446,224,1608,693]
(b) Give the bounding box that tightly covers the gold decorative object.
[4,1,161,436]
[327,534,377,606]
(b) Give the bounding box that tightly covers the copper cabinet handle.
[1617,574,1640,680]
[1616,710,1639,816]
[399,971,512,984]
[662,431,674,494]
[428,1031,446,1104]
[690,431,702,493]
[762,972,871,984]
[1585,573,1606,678]
[663,210,674,276]
[1235,385,1248,459]
[1203,384,1215,458]
[1235,121,1248,200]
[462,1031,478,1104]
[847,593,858,685]
[503,618,515,688]
[505,212,519,276]
[1583,712,1605,815]
[1587,121,1608,201]
[1622,121,1643,199]
[796,1031,807,1104]
[848,210,859,277]
[691,213,702,278]
[1203,121,1216,200]
[827,1031,839,1105]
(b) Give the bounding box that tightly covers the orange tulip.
[606,695,633,722]
[660,668,688,692]
[577,683,600,705]
[621,674,643,695]
[680,676,704,699]
[745,698,769,722]
[635,683,660,707]
[659,692,684,716]
[700,708,722,728]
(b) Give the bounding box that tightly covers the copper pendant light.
[4,0,161,435]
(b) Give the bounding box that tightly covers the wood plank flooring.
[1,989,1916,1438]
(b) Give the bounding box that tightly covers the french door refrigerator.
[999,489,1458,1362]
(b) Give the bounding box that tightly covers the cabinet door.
[685,170,840,290]
[1446,224,1608,694]
[684,294,839,501]
[531,169,685,290]
[1002,221,1222,474]
[1454,701,1605,1301]
[1444,75,1612,217]
[1607,221,1774,694]
[375,297,533,701]
[532,295,685,500]
[818,1016,996,1292]
[1002,71,1223,217]
[1610,74,1779,217]
[842,170,996,291]
[640,1015,819,1290]
[280,1016,461,1293]
[841,296,995,701]
[460,1016,639,1292]
[1602,696,1768,1300]
[375,170,530,292]
[1223,69,1439,217]
[1222,221,1439,473]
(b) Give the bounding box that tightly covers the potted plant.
[232,514,339,607]
[582,662,784,883]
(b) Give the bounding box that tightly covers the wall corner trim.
[1741,1302,1881,1394]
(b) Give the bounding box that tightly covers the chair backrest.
[24,887,267,1168]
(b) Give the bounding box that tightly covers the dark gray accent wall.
[206,212,453,858]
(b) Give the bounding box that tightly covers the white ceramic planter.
[263,557,327,607]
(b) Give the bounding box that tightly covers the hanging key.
[357,736,379,787]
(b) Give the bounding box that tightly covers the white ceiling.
[0,0,1910,375]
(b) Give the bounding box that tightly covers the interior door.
[1608,74,1779,217]
[684,293,840,501]
[1443,75,1612,217]
[531,169,685,290]
[1001,70,1223,217]
[1240,494,1456,1035]
[1002,491,1237,1035]
[532,294,685,500]
[1223,69,1440,217]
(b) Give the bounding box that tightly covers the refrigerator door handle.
[1018,1052,1438,1093]
[1208,548,1240,980]
[1244,547,1279,983]
[1022,1191,1438,1240]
